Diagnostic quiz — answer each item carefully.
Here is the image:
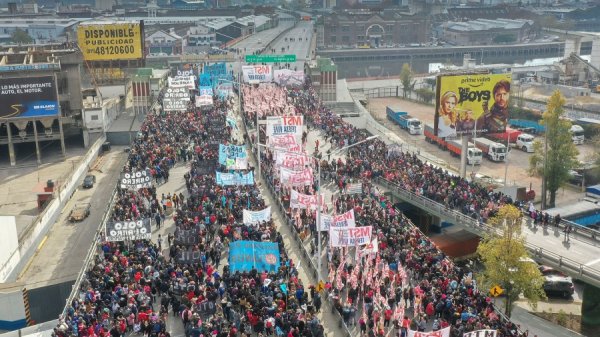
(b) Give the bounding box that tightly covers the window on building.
[330,36,336,43]
[342,26,350,32]
[342,36,350,44]
[91,115,99,121]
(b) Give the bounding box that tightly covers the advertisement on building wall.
[77,22,144,61]
[0,76,59,118]
[434,73,512,137]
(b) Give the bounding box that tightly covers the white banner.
[164,87,190,100]
[269,134,299,148]
[290,189,324,210]
[195,95,213,107]
[319,213,333,231]
[408,327,451,337]
[329,226,372,247]
[266,116,303,145]
[168,76,195,89]
[280,167,313,187]
[346,182,363,195]
[242,65,273,83]
[225,157,248,170]
[276,152,310,170]
[243,207,272,224]
[361,237,378,255]
[332,210,356,229]
[463,330,497,337]
[274,69,304,87]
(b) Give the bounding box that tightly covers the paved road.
[230,21,294,56]
[16,147,129,287]
[262,20,314,71]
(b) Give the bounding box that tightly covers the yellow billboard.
[77,22,143,61]
[435,73,512,137]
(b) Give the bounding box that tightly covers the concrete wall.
[0,288,26,330]
[106,131,136,146]
[0,136,105,284]
[28,281,74,325]
[0,217,18,275]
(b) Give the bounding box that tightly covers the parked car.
[538,265,575,298]
[69,203,91,222]
[82,175,96,188]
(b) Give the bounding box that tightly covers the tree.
[399,63,415,99]
[11,28,33,44]
[414,88,435,104]
[424,77,436,91]
[528,90,579,208]
[476,205,546,318]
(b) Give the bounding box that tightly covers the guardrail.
[376,177,600,287]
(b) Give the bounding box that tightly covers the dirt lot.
[367,97,589,207]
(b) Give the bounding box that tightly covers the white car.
[516,134,534,153]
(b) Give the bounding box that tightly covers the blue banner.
[205,62,227,77]
[216,171,254,186]
[219,144,247,165]
[229,240,280,273]
[199,73,212,88]
[199,85,213,97]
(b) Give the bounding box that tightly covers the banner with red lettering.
[319,213,333,231]
[329,226,372,247]
[408,327,451,337]
[463,329,497,337]
[280,167,313,187]
[269,134,298,148]
[242,65,273,83]
[266,116,303,146]
[289,189,323,210]
[332,210,356,229]
[276,152,310,170]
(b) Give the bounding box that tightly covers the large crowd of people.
[54,88,326,337]
[240,80,529,337]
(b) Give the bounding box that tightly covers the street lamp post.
[256,135,379,281]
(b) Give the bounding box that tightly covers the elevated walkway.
[376,177,600,288]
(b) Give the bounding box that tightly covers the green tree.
[528,90,579,208]
[399,63,415,99]
[11,28,33,44]
[415,88,435,104]
[424,77,436,91]
[476,205,546,318]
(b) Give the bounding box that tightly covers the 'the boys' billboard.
[435,73,512,138]
[0,76,59,118]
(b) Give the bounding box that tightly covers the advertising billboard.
[0,76,59,118]
[435,73,512,137]
[77,22,143,61]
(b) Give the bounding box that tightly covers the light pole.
[256,135,379,281]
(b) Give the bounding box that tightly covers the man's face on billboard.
[494,87,509,109]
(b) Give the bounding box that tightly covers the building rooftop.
[444,18,533,32]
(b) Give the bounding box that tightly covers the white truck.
[570,125,585,145]
[516,134,535,153]
[446,139,483,165]
[474,137,507,162]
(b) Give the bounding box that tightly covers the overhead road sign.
[245,54,297,63]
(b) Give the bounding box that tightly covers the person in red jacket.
[384,307,392,327]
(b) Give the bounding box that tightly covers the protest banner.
[319,213,333,231]
[120,169,152,190]
[242,207,272,225]
[274,69,304,87]
[463,330,497,337]
[174,226,201,246]
[360,237,378,255]
[346,182,363,195]
[329,226,372,247]
[163,99,188,111]
[266,116,303,145]
[216,171,254,186]
[177,248,202,264]
[163,87,190,100]
[199,73,212,87]
[242,65,273,83]
[332,209,356,228]
[229,240,280,273]
[275,152,310,170]
[280,167,313,187]
[195,300,217,316]
[408,327,451,337]
[195,95,213,107]
[168,76,195,89]
[224,157,248,170]
[105,219,152,242]
[269,134,298,148]
[199,86,213,97]
[218,144,247,165]
[290,189,324,210]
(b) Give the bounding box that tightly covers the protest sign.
[269,134,299,148]
[329,226,372,247]
[164,87,190,100]
[242,65,273,83]
[218,144,247,165]
[346,182,363,195]
[216,171,254,186]
[319,213,333,231]
[106,219,152,242]
[168,76,195,89]
[229,240,280,273]
[177,248,202,264]
[242,207,272,225]
[290,189,324,210]
[408,327,451,337]
[274,69,304,87]
[120,169,153,190]
[174,226,201,246]
[199,86,213,97]
[266,116,303,145]
[195,95,213,107]
[275,152,310,170]
[163,99,188,111]
[280,167,313,187]
[463,330,497,337]
[332,210,356,229]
